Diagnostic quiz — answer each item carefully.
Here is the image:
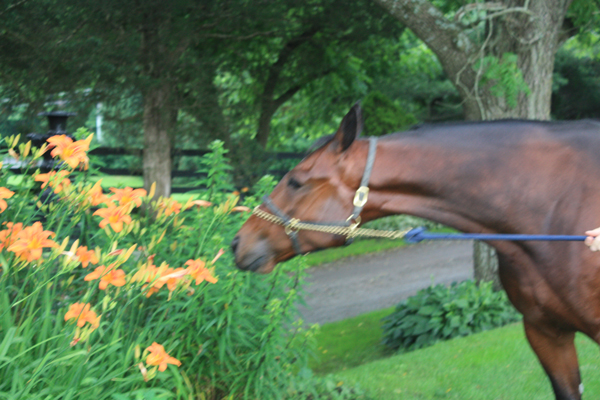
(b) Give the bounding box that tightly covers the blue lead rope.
[403,226,587,244]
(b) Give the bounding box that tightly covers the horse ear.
[333,102,363,152]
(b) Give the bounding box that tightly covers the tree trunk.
[472,242,501,290]
[255,27,320,148]
[256,101,277,148]
[372,0,572,287]
[143,83,174,199]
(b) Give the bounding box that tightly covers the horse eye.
[287,177,302,189]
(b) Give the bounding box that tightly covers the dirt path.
[298,241,474,324]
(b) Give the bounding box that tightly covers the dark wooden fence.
[89,147,304,193]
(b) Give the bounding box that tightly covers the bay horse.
[232,103,600,400]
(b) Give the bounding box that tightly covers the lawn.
[334,322,600,400]
[310,307,395,374]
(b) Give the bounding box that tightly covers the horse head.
[232,103,372,273]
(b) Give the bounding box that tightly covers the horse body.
[232,104,600,399]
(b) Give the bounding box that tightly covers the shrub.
[381,280,521,352]
[0,132,318,399]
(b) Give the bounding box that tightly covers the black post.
[26,111,76,166]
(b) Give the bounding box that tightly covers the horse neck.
[360,134,565,236]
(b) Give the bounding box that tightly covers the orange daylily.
[7,222,58,262]
[47,135,73,157]
[161,267,188,292]
[211,248,225,264]
[47,134,93,169]
[131,256,156,282]
[34,170,71,194]
[93,203,133,233]
[0,187,14,213]
[84,264,127,290]
[230,206,251,213]
[76,246,99,268]
[157,197,182,216]
[132,260,187,298]
[110,187,147,207]
[145,342,181,372]
[184,259,218,285]
[64,302,101,329]
[85,180,109,207]
[0,222,23,251]
[186,199,212,210]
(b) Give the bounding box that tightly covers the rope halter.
[252,138,413,255]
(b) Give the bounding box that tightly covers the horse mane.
[304,119,600,157]
[406,118,600,131]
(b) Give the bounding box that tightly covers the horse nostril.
[231,235,240,255]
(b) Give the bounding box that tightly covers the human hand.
[585,227,600,251]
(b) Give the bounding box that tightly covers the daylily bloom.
[84,264,127,290]
[34,170,71,194]
[161,267,188,292]
[76,246,99,268]
[145,342,181,372]
[85,180,109,207]
[186,199,212,210]
[47,134,92,169]
[184,259,218,285]
[110,187,147,207]
[93,203,133,233]
[157,197,182,216]
[138,362,149,381]
[47,135,73,158]
[0,222,23,251]
[64,302,101,329]
[0,187,14,213]
[8,222,58,262]
[211,248,225,264]
[230,206,251,213]
[133,260,186,297]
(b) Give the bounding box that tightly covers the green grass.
[335,323,600,399]
[304,239,409,266]
[90,175,144,188]
[90,175,199,202]
[310,307,395,374]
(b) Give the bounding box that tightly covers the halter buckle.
[353,186,369,207]
[285,218,300,235]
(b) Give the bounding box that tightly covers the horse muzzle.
[231,234,277,274]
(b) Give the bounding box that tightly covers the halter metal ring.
[353,186,369,207]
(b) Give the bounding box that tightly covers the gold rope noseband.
[251,138,413,254]
[252,205,412,240]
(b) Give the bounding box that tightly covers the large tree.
[74,0,276,198]
[372,0,576,120]
[247,0,404,148]
[372,0,600,288]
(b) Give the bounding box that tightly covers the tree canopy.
[0,0,599,193]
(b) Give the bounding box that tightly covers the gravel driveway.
[298,241,474,324]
